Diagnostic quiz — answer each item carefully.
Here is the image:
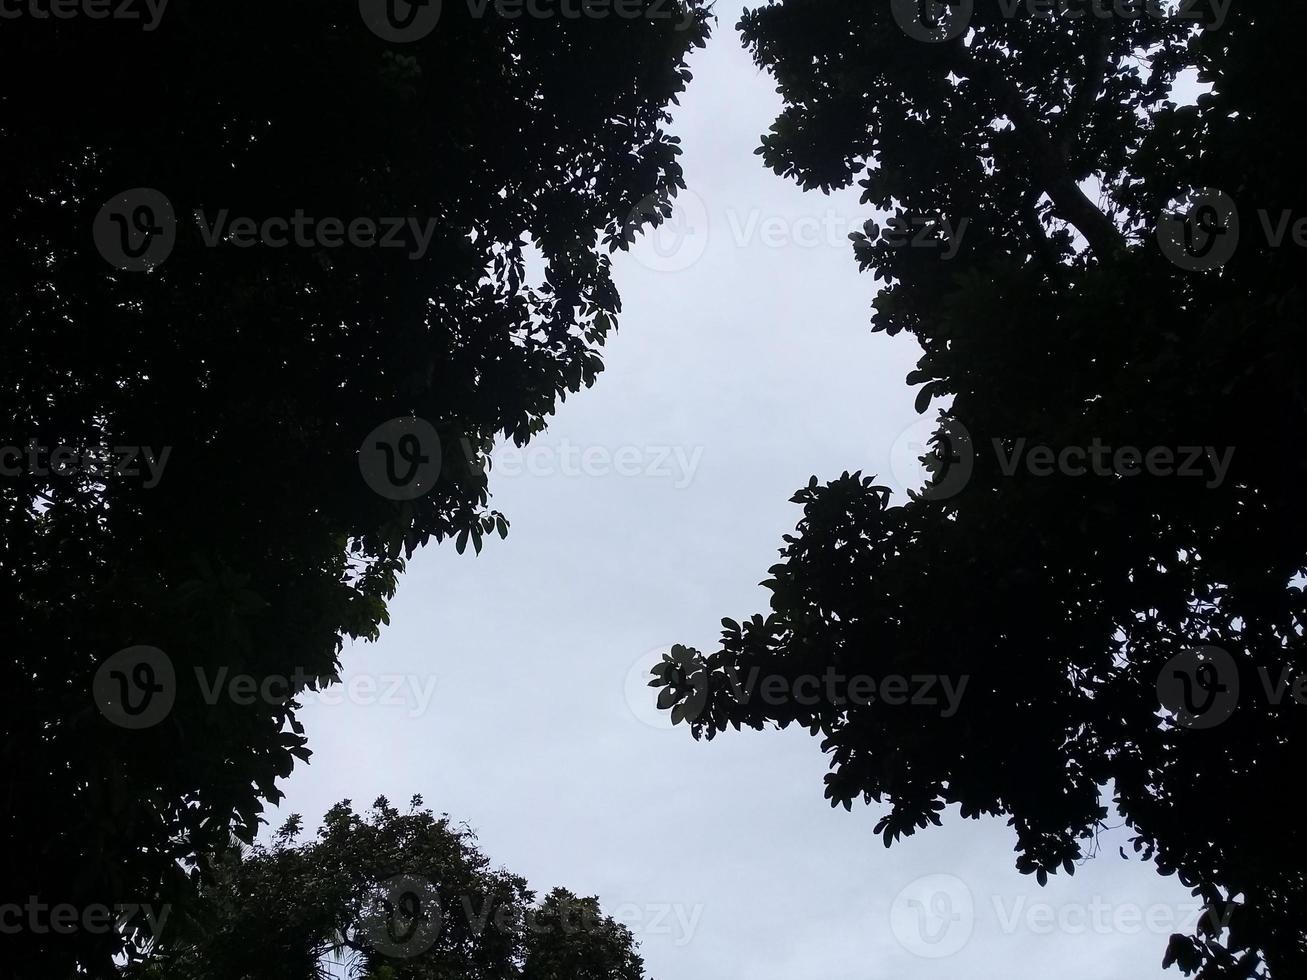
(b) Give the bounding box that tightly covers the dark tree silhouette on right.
[652,5,1306,978]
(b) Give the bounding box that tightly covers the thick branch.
[1059,24,1113,154]
[954,44,1126,261]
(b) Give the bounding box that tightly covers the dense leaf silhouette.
[651,5,1305,978]
[124,796,647,980]
[0,3,707,975]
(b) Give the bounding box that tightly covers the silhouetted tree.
[124,796,647,980]
[651,5,1305,978]
[0,3,707,974]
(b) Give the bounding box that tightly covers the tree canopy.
[650,5,1305,978]
[125,796,648,980]
[1,3,707,975]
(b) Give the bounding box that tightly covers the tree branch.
[954,44,1126,261]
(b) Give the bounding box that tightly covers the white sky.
[270,9,1195,978]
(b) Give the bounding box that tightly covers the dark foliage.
[126,796,647,980]
[651,4,1306,977]
[0,3,707,975]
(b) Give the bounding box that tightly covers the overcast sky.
[269,9,1195,978]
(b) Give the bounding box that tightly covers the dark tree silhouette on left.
[0,3,708,975]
